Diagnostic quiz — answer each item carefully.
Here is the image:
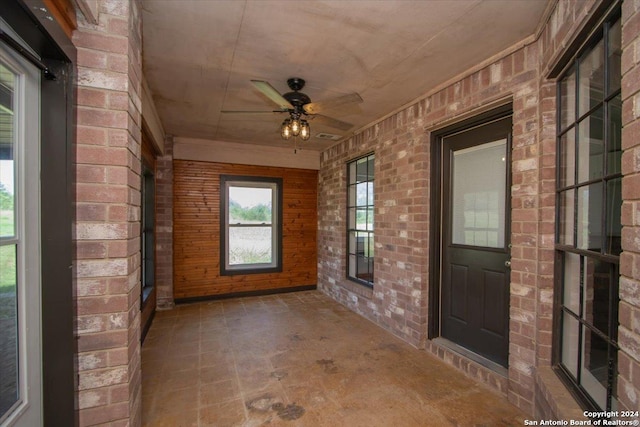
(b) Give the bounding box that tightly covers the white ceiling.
[142,0,552,152]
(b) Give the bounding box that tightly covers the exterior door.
[440,116,511,367]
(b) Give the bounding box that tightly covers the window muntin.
[555,8,621,412]
[220,176,282,275]
[347,154,374,287]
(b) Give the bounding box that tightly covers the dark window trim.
[220,175,283,276]
[346,152,375,288]
[553,3,622,412]
[141,162,155,306]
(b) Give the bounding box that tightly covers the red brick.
[77,296,129,316]
[77,146,128,166]
[73,31,128,55]
[76,203,108,221]
[78,330,128,352]
[77,183,128,203]
[78,107,128,129]
[77,165,107,184]
[77,48,108,70]
[78,87,108,108]
[77,126,108,146]
[77,241,108,259]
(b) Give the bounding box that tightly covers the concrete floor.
[141,291,527,426]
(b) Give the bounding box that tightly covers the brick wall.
[73,0,143,425]
[619,0,640,412]
[155,135,174,309]
[319,40,542,412]
[318,0,626,416]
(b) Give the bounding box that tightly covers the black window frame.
[346,153,375,288]
[554,3,622,412]
[220,175,283,276]
[141,162,155,304]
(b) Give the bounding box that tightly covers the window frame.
[346,153,375,288]
[220,175,283,276]
[553,4,621,412]
[141,162,155,304]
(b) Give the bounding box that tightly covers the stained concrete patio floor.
[141,290,527,426]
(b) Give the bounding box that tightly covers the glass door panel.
[451,139,507,248]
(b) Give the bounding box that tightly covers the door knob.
[505,260,511,267]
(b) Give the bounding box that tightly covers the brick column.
[155,135,174,309]
[618,0,640,411]
[73,0,143,425]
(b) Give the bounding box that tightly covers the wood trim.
[42,0,77,39]
[141,129,158,169]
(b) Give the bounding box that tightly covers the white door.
[0,30,42,426]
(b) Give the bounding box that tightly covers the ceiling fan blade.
[303,93,363,115]
[221,110,281,114]
[310,114,354,131]
[251,80,293,110]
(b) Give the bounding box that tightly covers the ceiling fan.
[222,77,363,138]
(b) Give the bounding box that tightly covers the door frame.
[429,104,513,345]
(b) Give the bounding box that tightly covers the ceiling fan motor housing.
[283,77,311,113]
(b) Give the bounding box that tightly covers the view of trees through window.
[0,180,15,294]
[228,186,274,266]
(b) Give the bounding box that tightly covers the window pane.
[577,107,604,183]
[367,208,374,231]
[562,312,580,378]
[563,252,580,314]
[0,244,18,416]
[581,327,609,410]
[559,190,575,246]
[608,19,621,95]
[356,255,373,282]
[606,178,622,256]
[583,258,611,337]
[579,39,604,116]
[366,156,374,181]
[348,184,356,206]
[228,226,272,265]
[367,182,374,205]
[356,157,368,183]
[228,186,272,225]
[348,231,356,255]
[452,140,506,248]
[559,128,575,187]
[0,64,15,239]
[355,208,367,230]
[607,94,622,176]
[577,183,603,251]
[356,182,368,206]
[560,72,576,131]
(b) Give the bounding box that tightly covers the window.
[347,154,374,287]
[141,163,155,303]
[220,176,282,275]
[0,40,42,425]
[555,6,621,412]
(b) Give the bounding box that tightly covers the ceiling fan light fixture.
[300,120,310,141]
[290,118,301,136]
[281,118,292,139]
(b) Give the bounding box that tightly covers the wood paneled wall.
[173,160,318,299]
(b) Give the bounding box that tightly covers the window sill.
[535,366,589,421]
